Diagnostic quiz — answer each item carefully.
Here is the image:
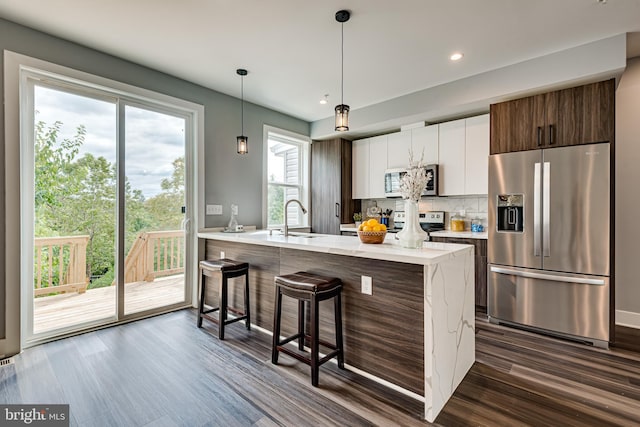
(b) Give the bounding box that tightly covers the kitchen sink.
[288,232,323,238]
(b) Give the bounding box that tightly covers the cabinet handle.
[548,124,554,145]
[335,203,340,218]
[537,126,543,146]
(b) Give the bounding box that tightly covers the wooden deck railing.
[34,231,184,295]
[34,235,90,296]
[121,230,184,284]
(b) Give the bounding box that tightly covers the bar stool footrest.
[276,332,305,347]
[201,307,220,315]
[277,347,312,365]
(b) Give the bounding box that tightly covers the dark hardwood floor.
[1,309,639,426]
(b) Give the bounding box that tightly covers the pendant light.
[334,10,350,132]
[236,68,248,154]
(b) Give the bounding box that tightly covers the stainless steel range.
[392,211,445,236]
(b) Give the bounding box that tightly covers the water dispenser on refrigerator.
[496,194,523,232]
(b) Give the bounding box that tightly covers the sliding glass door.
[22,74,193,344]
[123,104,187,315]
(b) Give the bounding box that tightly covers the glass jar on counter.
[471,217,484,232]
[450,213,465,232]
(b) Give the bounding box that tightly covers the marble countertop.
[429,230,488,240]
[198,229,473,266]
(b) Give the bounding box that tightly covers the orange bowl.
[357,230,387,244]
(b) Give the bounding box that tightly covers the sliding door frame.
[4,50,204,351]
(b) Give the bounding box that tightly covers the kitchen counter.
[198,229,475,422]
[198,229,470,265]
[430,230,488,240]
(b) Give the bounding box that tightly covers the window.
[264,127,310,228]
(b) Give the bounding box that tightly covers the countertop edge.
[198,230,474,266]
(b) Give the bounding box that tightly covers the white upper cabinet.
[386,131,412,169]
[352,114,489,200]
[352,139,370,199]
[411,124,438,165]
[387,125,438,169]
[368,135,388,199]
[464,114,490,195]
[438,119,466,196]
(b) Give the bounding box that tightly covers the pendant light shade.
[334,10,350,132]
[334,104,350,132]
[236,68,248,154]
[237,135,248,154]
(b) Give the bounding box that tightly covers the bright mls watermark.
[1,405,69,426]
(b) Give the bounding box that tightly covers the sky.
[34,85,185,198]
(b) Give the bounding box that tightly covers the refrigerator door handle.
[534,162,541,256]
[543,161,550,257]
[490,266,606,286]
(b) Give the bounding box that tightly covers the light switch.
[361,275,372,295]
[206,204,223,215]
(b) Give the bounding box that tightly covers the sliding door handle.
[335,202,340,218]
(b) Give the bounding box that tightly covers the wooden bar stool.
[271,271,344,387]
[197,259,250,340]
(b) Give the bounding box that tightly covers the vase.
[397,200,427,248]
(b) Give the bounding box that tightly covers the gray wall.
[0,18,308,344]
[311,34,626,141]
[615,56,640,324]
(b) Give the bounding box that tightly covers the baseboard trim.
[250,323,424,402]
[616,310,640,329]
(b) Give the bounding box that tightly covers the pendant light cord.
[341,21,344,106]
[241,75,244,135]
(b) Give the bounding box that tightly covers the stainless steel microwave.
[384,165,439,198]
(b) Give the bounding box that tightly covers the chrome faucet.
[284,199,308,237]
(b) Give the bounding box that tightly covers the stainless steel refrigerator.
[488,142,611,347]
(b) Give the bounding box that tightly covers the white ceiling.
[0,0,639,124]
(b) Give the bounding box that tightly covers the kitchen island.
[197,229,475,422]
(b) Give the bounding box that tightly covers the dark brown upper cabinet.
[555,80,615,148]
[490,79,615,154]
[311,138,359,235]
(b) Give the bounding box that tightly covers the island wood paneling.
[280,248,424,396]
[204,240,280,330]
[203,240,425,396]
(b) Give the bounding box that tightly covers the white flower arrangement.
[399,148,428,202]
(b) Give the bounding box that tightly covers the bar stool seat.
[197,258,250,340]
[271,271,344,387]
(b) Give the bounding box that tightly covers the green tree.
[267,175,284,226]
[34,119,184,289]
[34,120,85,211]
[144,156,185,231]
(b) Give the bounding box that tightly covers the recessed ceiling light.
[450,52,464,61]
[320,94,329,105]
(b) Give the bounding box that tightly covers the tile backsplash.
[360,195,488,230]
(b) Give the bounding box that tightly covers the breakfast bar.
[197,229,475,422]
